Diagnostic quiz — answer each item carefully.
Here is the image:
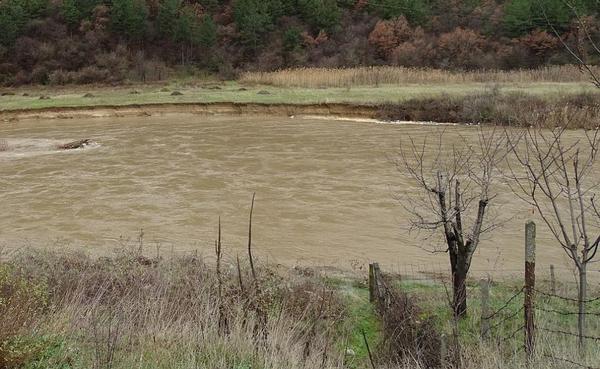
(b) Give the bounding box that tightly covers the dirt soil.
[0,102,382,122]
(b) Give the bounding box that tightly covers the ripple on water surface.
[0,114,589,278]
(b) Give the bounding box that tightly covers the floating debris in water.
[0,138,99,158]
[57,139,92,150]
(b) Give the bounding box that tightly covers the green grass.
[0,81,596,111]
[323,276,381,368]
[343,289,380,368]
[393,278,600,355]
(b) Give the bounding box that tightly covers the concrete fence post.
[480,278,490,340]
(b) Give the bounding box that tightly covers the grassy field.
[2,66,599,128]
[0,80,597,112]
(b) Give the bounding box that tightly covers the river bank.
[1,82,599,128]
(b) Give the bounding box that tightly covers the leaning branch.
[248,192,257,282]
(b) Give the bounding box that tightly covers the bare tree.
[395,128,506,317]
[506,123,600,350]
[542,0,600,88]
[526,1,600,351]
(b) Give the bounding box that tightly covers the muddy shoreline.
[0,102,381,121]
[2,94,599,128]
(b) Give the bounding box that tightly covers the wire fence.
[369,262,600,369]
[534,286,600,369]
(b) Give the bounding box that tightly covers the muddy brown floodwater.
[0,114,597,279]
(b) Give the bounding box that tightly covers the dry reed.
[240,65,599,88]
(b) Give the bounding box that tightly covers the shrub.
[47,69,71,85]
[30,65,49,84]
[368,17,413,58]
[374,275,442,368]
[435,27,494,69]
[94,47,130,80]
[517,29,559,65]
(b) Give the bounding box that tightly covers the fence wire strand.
[483,287,524,320]
[538,327,600,342]
[483,306,524,336]
[543,354,600,369]
[535,305,600,317]
[500,325,524,343]
[534,288,600,304]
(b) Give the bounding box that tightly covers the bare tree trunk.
[578,265,587,352]
[453,266,468,318]
[449,236,468,317]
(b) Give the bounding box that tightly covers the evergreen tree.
[504,0,589,36]
[61,0,81,28]
[111,0,148,40]
[77,0,103,19]
[233,0,277,49]
[174,6,193,44]
[0,0,27,46]
[369,0,430,25]
[283,27,302,53]
[22,0,49,18]
[298,0,341,32]
[196,15,217,48]
[198,0,219,13]
[158,0,180,40]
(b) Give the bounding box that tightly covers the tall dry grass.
[0,248,345,369]
[1,247,599,369]
[239,65,598,88]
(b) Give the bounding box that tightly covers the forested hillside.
[0,0,598,85]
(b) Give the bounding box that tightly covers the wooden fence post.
[480,278,490,340]
[550,264,556,295]
[369,263,378,303]
[524,221,536,359]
